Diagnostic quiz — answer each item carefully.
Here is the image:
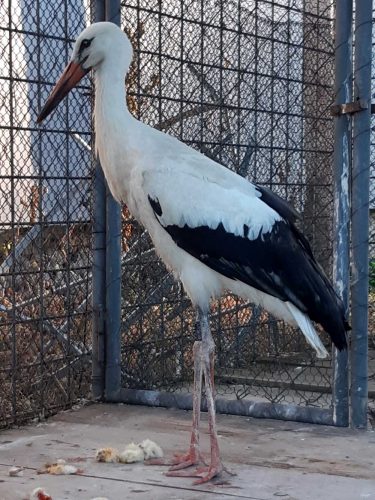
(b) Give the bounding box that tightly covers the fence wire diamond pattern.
[0,0,93,427]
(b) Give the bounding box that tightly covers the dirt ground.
[0,403,374,500]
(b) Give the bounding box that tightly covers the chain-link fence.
[369,8,375,429]
[119,0,337,414]
[0,0,93,427]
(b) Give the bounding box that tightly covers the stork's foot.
[166,460,235,485]
[165,440,223,484]
[165,462,223,485]
[145,447,205,469]
[170,449,206,470]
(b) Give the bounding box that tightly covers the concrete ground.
[0,404,374,500]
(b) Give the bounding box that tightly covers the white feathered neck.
[93,37,136,202]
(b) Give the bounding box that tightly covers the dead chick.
[139,439,163,460]
[29,487,52,500]
[95,447,119,463]
[118,443,144,464]
[38,459,78,475]
[9,466,23,477]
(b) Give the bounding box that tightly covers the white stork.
[37,22,348,484]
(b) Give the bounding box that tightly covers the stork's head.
[37,22,132,123]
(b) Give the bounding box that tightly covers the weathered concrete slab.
[0,404,374,499]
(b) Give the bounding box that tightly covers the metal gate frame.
[92,0,373,428]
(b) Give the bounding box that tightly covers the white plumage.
[118,443,144,463]
[37,21,348,484]
[139,438,164,460]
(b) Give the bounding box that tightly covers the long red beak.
[37,61,89,123]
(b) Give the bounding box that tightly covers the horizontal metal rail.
[111,388,335,426]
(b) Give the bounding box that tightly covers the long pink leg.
[145,339,205,468]
[167,312,225,484]
[168,340,205,469]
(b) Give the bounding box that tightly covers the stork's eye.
[80,38,93,51]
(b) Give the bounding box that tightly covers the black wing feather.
[256,185,301,223]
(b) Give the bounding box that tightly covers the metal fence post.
[332,0,352,427]
[351,0,372,429]
[104,0,122,399]
[92,162,107,400]
[92,0,106,399]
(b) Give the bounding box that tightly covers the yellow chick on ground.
[95,440,163,464]
[95,447,119,463]
[38,459,79,475]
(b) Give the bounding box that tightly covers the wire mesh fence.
[0,0,93,428]
[368,8,375,429]
[119,0,337,410]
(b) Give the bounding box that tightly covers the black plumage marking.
[256,185,300,223]
[147,193,348,351]
[79,37,94,54]
[78,38,94,66]
[148,195,163,216]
